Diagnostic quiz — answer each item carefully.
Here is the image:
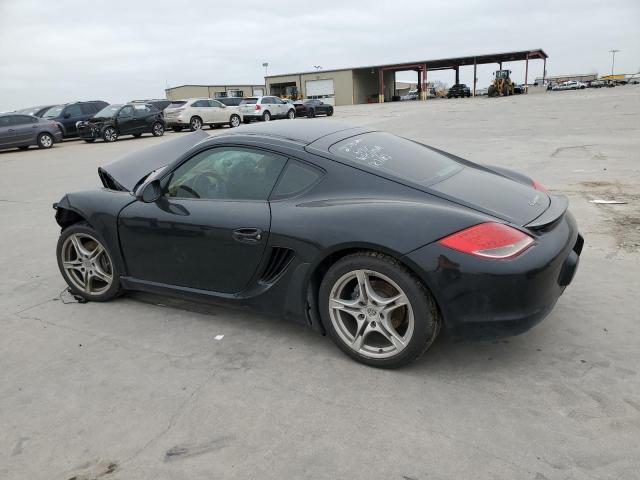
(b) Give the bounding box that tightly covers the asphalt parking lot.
[1,87,639,480]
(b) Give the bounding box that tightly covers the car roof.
[217,120,361,145]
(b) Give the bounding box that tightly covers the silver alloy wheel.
[191,117,202,130]
[152,122,164,136]
[287,109,295,119]
[61,233,114,296]
[103,128,117,142]
[39,134,53,148]
[230,115,240,127]
[329,269,415,359]
[263,111,271,121]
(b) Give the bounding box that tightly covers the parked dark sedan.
[293,99,334,118]
[447,84,471,98]
[53,122,581,368]
[0,113,63,151]
[42,100,109,138]
[15,105,57,117]
[77,103,165,143]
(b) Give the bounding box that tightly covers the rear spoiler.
[526,195,569,229]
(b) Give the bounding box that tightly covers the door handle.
[232,228,262,243]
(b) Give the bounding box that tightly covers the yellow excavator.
[488,70,515,97]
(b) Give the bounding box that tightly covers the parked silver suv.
[163,98,242,132]
[239,96,296,123]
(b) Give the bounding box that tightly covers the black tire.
[307,109,315,118]
[84,139,95,143]
[262,111,271,122]
[152,122,164,137]
[37,132,54,149]
[56,222,121,302]
[132,133,142,138]
[229,114,241,128]
[319,251,440,368]
[102,127,118,142]
[172,126,183,132]
[189,116,203,131]
[327,107,334,116]
[287,109,296,120]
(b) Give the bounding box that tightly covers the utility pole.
[609,49,620,76]
[262,62,269,77]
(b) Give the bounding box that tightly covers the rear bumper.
[403,211,583,338]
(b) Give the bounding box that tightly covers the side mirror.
[136,179,162,203]
[63,112,71,119]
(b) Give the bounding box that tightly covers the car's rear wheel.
[37,132,54,149]
[189,116,202,131]
[327,107,334,116]
[307,109,315,118]
[287,109,295,119]
[262,111,271,122]
[172,126,183,132]
[152,122,164,136]
[102,127,118,142]
[56,223,120,302]
[229,114,241,128]
[319,252,440,368]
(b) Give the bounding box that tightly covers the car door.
[262,97,276,117]
[209,99,227,123]
[12,115,37,144]
[117,146,288,293]
[192,100,212,123]
[0,116,15,148]
[273,97,287,117]
[131,104,153,132]
[116,105,136,134]
[61,104,83,136]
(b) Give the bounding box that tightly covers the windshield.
[94,105,122,118]
[167,101,186,109]
[43,105,64,118]
[330,132,463,187]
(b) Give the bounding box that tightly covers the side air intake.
[259,247,295,284]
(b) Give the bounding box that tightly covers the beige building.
[165,84,266,100]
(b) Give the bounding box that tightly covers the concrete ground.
[1,86,638,480]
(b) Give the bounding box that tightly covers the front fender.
[54,190,136,276]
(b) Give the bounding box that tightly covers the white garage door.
[305,79,334,97]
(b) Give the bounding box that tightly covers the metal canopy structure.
[376,49,548,101]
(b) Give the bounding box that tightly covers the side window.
[80,104,95,115]
[134,104,150,115]
[262,97,273,104]
[12,115,32,125]
[0,116,11,127]
[209,100,224,108]
[64,104,82,117]
[272,160,323,198]
[166,147,287,201]
[119,106,134,117]
[191,100,204,107]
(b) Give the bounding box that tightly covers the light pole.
[609,49,620,76]
[262,62,269,77]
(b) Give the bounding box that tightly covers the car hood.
[98,129,209,192]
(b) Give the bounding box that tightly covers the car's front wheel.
[229,114,241,128]
[287,109,295,120]
[307,109,315,118]
[189,116,202,131]
[327,107,334,116]
[102,127,118,142]
[56,223,120,302]
[37,132,54,149]
[152,122,164,136]
[319,252,440,368]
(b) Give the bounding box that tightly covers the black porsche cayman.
[54,122,582,367]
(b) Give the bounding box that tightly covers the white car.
[163,98,242,132]
[552,81,586,91]
[239,96,296,123]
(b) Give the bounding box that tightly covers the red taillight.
[255,104,261,111]
[439,222,534,260]
[532,180,548,193]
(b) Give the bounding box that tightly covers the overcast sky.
[0,0,638,110]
